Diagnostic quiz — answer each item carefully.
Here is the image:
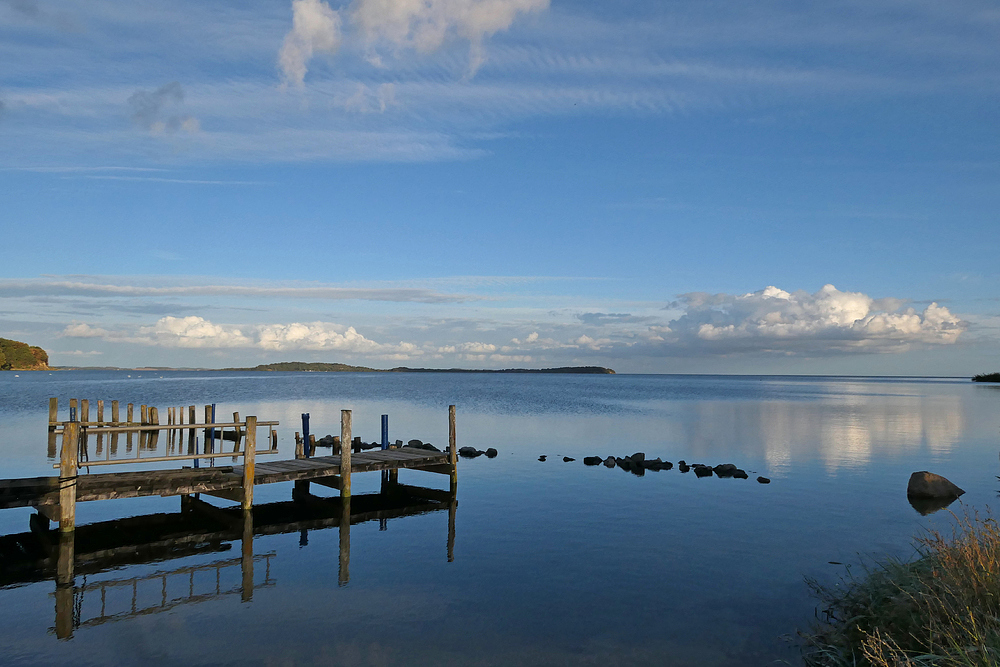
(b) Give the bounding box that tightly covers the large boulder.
[907,471,964,499]
[713,463,738,478]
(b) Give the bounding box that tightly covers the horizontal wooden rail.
[52,449,279,469]
[51,421,278,435]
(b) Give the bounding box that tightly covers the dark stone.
[733,469,748,479]
[757,476,770,484]
[485,448,498,458]
[407,439,423,447]
[583,456,603,466]
[907,471,965,499]
[603,456,616,468]
[404,442,441,452]
[630,452,646,465]
[662,461,673,470]
[317,435,337,447]
[713,464,738,478]
[459,446,483,458]
[678,463,690,473]
[678,460,686,466]
[694,465,713,478]
[538,455,547,461]
[908,495,960,516]
[563,456,575,462]
[641,457,663,469]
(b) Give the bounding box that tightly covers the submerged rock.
[733,469,748,479]
[403,442,441,452]
[907,471,965,499]
[757,476,770,484]
[694,465,714,478]
[630,452,646,465]
[538,455,547,462]
[563,456,575,462]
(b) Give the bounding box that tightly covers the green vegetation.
[972,372,1000,383]
[223,361,615,374]
[803,510,1000,667]
[0,338,48,370]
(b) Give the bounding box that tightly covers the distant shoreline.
[45,362,616,375]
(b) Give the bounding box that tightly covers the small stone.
[630,452,646,465]
[641,457,663,469]
[662,461,673,470]
[733,469,748,479]
[459,446,483,458]
[694,465,713,478]
[678,463,690,473]
[603,456,616,468]
[757,476,770,484]
[538,455,547,462]
[713,463,738,478]
[485,448,498,458]
[408,439,423,447]
[678,460,686,466]
[563,456,575,462]
[583,456,603,466]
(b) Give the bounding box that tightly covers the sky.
[1,0,998,374]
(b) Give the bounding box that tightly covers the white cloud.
[661,284,966,354]
[351,0,550,74]
[138,316,253,348]
[62,322,109,338]
[279,0,342,86]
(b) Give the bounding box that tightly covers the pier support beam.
[340,410,352,499]
[449,404,457,490]
[55,530,75,639]
[339,496,350,586]
[242,416,257,510]
[58,422,79,532]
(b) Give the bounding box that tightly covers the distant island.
[0,338,49,371]
[222,361,615,374]
[973,372,1000,383]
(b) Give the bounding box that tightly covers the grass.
[802,509,1000,667]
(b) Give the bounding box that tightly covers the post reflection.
[0,478,456,640]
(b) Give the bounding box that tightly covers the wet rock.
[563,456,575,462]
[603,456,616,468]
[404,442,441,452]
[662,461,673,470]
[714,464,738,478]
[317,435,337,447]
[678,460,686,466]
[733,469,748,479]
[678,463,690,473]
[694,465,713,478]
[538,455,547,462]
[907,471,965,499]
[641,457,663,469]
[485,448,498,458]
[459,446,483,458]
[408,439,423,447]
[583,456,603,466]
[757,476,770,484]
[630,452,646,465]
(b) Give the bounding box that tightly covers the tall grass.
[803,509,1000,667]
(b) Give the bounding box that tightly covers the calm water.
[0,371,998,666]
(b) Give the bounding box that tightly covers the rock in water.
[630,452,646,465]
[733,469,748,479]
[563,456,575,462]
[538,455,547,462]
[459,446,483,458]
[713,463,738,478]
[485,448,498,458]
[907,471,964,499]
[757,476,770,484]
[583,456,603,466]
[603,456,616,468]
[693,465,713,478]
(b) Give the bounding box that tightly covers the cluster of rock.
[313,436,447,453]
[543,451,770,484]
[458,446,498,459]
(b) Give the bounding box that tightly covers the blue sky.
[1,0,998,374]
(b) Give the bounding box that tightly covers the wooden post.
[340,410,352,498]
[111,400,119,424]
[242,416,256,510]
[69,398,78,423]
[233,412,242,440]
[295,433,303,459]
[97,400,104,424]
[59,422,80,532]
[150,406,159,425]
[271,429,278,451]
[309,434,316,456]
[80,399,89,424]
[49,398,58,427]
[55,531,75,640]
[140,405,148,425]
[127,403,134,424]
[449,404,457,489]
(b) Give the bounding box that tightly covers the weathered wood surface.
[0,449,449,512]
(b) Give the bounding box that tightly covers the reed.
[804,509,1000,667]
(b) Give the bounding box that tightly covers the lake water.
[0,371,997,666]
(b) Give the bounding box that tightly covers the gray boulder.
[733,469,748,479]
[907,471,964,499]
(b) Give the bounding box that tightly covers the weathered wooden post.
[381,414,389,450]
[59,421,80,532]
[55,530,75,640]
[338,496,350,587]
[140,405,148,425]
[150,406,159,425]
[449,404,457,490]
[242,416,256,510]
[294,432,304,460]
[48,398,58,427]
[127,403,134,424]
[80,399,89,424]
[111,400,119,424]
[204,405,214,455]
[340,410,352,498]
[97,400,104,424]
[69,398,78,422]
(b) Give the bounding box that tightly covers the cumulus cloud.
[61,322,110,338]
[279,0,342,86]
[127,82,199,135]
[352,0,549,74]
[660,284,965,355]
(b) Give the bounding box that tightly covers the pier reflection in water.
[0,473,456,640]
